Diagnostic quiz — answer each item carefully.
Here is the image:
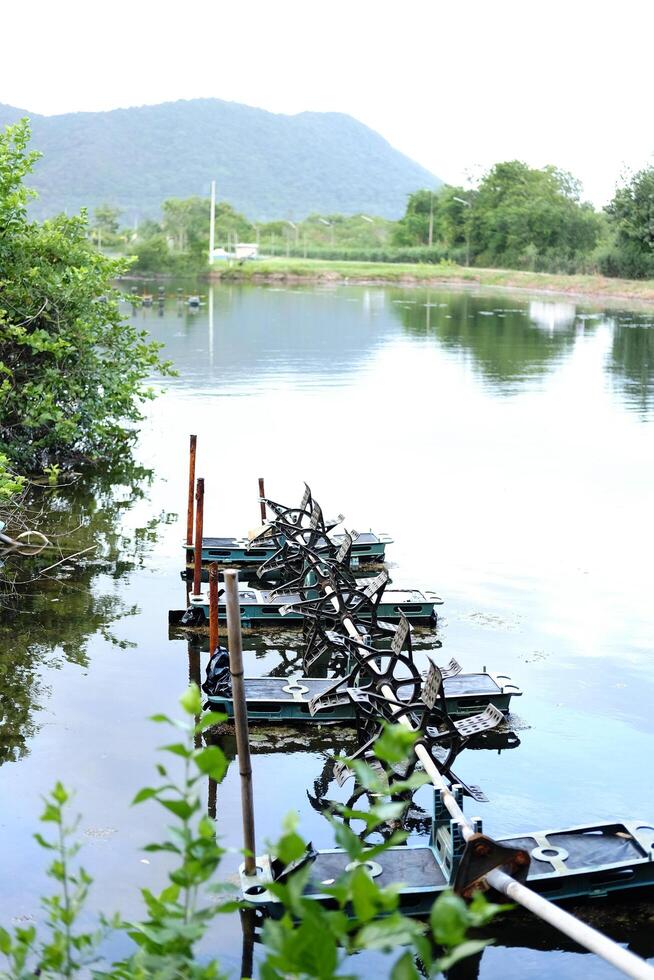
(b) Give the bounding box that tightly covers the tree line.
[90,160,654,278]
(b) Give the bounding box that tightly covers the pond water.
[1,280,654,977]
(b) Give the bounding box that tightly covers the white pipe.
[313,560,653,978]
[488,869,654,980]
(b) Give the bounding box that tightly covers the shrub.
[0,120,173,474]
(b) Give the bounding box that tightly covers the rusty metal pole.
[224,569,256,876]
[209,562,219,655]
[208,777,217,820]
[192,478,204,596]
[186,435,197,547]
[258,477,266,525]
[187,639,203,749]
[187,638,201,688]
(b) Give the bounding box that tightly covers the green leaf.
[33,832,55,850]
[430,891,469,947]
[40,803,62,824]
[384,771,431,794]
[132,787,158,805]
[390,950,420,980]
[160,742,191,759]
[159,883,181,903]
[468,889,512,926]
[180,683,202,716]
[159,798,198,820]
[338,801,406,829]
[435,938,493,972]
[274,829,308,868]
[350,866,381,923]
[355,912,425,951]
[193,745,227,780]
[0,927,11,954]
[331,820,363,861]
[197,814,216,839]
[374,724,418,764]
[52,782,69,805]
[347,758,387,793]
[354,830,408,860]
[195,711,227,733]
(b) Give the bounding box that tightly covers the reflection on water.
[608,317,654,415]
[1,280,653,977]
[396,289,582,392]
[528,300,578,332]
[0,464,169,764]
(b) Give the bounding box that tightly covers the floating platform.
[170,583,442,629]
[185,530,393,567]
[206,671,521,722]
[241,814,654,914]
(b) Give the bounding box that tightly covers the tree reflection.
[392,289,583,391]
[0,459,172,765]
[608,319,654,416]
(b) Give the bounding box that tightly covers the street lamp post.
[318,217,334,247]
[453,196,471,267]
[428,193,434,247]
[285,220,297,256]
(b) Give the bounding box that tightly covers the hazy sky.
[2,0,653,205]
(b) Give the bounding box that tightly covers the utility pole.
[209,180,216,265]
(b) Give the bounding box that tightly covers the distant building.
[235,243,259,260]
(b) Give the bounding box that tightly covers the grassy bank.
[208,257,654,306]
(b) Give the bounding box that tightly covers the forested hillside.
[0,99,439,221]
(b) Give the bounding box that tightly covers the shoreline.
[202,259,654,310]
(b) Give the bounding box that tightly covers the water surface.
[1,281,653,977]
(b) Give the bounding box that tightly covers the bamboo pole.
[186,435,197,547]
[239,908,256,980]
[258,477,266,525]
[224,569,257,876]
[208,777,217,820]
[209,562,219,656]
[192,478,204,596]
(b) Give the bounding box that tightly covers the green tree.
[132,233,171,272]
[0,119,172,473]
[393,189,438,246]
[393,186,470,253]
[469,161,601,270]
[298,213,392,249]
[91,203,122,246]
[603,166,654,278]
[162,196,254,259]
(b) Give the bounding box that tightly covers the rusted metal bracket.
[454,833,531,899]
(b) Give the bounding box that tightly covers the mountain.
[0,99,441,222]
